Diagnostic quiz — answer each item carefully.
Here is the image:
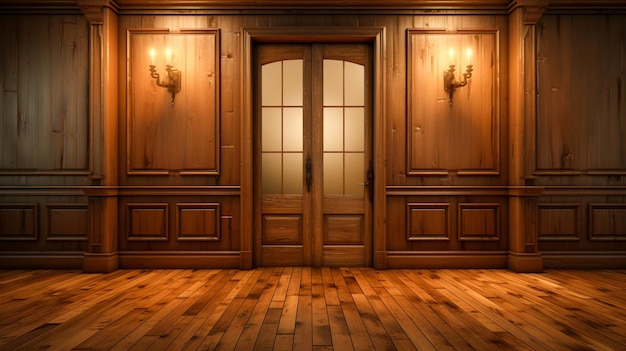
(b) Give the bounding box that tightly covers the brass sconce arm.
[443,64,473,106]
[149,64,181,106]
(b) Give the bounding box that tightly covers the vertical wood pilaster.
[80,1,120,272]
[507,2,547,272]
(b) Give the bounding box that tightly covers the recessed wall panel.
[46,204,88,241]
[590,204,626,241]
[538,204,579,241]
[177,203,220,241]
[407,29,500,175]
[0,204,38,241]
[459,203,500,241]
[407,203,450,240]
[127,204,168,241]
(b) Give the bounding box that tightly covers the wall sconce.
[149,49,181,106]
[443,48,473,106]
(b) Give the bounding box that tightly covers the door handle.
[306,156,312,192]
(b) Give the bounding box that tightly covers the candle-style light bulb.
[166,49,172,65]
[150,49,155,65]
[466,48,472,66]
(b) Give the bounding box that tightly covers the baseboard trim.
[83,252,119,273]
[507,252,543,273]
[0,251,84,269]
[386,251,508,269]
[542,251,626,269]
[119,251,241,269]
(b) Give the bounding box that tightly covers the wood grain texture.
[0,268,625,350]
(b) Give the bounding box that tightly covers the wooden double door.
[254,43,373,266]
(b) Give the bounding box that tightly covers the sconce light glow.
[443,47,474,106]
[149,49,181,106]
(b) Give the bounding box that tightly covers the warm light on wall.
[149,48,181,106]
[443,48,473,106]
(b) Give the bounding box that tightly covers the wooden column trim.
[507,5,545,272]
[80,3,120,272]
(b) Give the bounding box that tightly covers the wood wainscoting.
[1,268,625,350]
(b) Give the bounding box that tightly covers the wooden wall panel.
[589,204,626,241]
[176,203,220,241]
[458,203,499,241]
[127,203,169,241]
[127,29,219,175]
[407,29,499,175]
[538,204,580,241]
[407,203,450,240]
[46,204,88,241]
[0,204,37,240]
[0,15,89,173]
[536,15,626,174]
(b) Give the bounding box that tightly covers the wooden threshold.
[0,268,624,350]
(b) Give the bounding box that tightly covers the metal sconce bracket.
[443,64,473,106]
[149,64,181,106]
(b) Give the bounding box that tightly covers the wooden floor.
[0,268,625,351]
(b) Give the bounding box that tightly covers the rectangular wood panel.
[458,203,499,241]
[324,215,364,244]
[538,204,579,241]
[0,204,37,240]
[0,15,89,173]
[127,203,169,241]
[262,215,302,245]
[407,203,449,240]
[536,15,626,173]
[46,204,88,241]
[176,203,220,241]
[407,29,499,175]
[589,204,626,240]
[127,29,220,175]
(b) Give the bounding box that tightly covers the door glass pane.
[262,62,282,106]
[283,153,303,194]
[323,58,365,197]
[283,60,303,106]
[344,62,364,106]
[262,107,281,151]
[323,60,343,106]
[261,59,304,196]
[324,153,343,195]
[344,107,364,152]
[323,107,343,152]
[262,153,281,194]
[283,107,303,151]
[345,153,364,195]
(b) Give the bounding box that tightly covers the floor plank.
[0,268,624,350]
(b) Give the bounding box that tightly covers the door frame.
[241,27,386,269]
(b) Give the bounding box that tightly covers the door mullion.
[311,44,325,267]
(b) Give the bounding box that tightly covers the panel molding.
[46,204,89,241]
[126,203,169,241]
[589,203,626,241]
[126,28,220,176]
[176,202,221,241]
[0,203,38,241]
[537,203,580,241]
[407,28,500,176]
[458,203,500,241]
[406,203,450,241]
